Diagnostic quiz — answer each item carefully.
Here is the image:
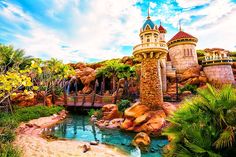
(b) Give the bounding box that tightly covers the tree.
[96,60,136,94]
[0,70,35,113]
[0,45,32,73]
[31,58,75,105]
[163,84,236,157]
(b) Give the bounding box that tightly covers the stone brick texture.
[168,44,198,73]
[140,58,163,109]
[203,65,235,84]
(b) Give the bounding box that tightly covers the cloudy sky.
[0,0,236,63]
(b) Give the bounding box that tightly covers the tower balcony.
[133,42,168,60]
[202,56,233,67]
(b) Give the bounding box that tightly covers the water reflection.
[45,114,168,157]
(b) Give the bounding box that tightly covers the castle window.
[147,38,150,42]
[184,49,186,56]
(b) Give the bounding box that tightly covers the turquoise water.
[46,114,168,157]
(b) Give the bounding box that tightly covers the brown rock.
[120,118,134,130]
[161,102,177,116]
[198,76,207,83]
[102,104,121,120]
[132,132,151,152]
[134,110,166,133]
[82,86,93,94]
[180,65,200,81]
[124,102,150,118]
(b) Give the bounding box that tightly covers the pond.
[44,114,168,157]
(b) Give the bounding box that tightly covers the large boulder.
[180,65,200,81]
[161,102,177,116]
[75,67,96,94]
[121,102,172,134]
[131,132,151,152]
[133,110,166,134]
[124,102,150,118]
[102,104,121,120]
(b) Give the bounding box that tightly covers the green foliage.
[0,105,64,157]
[88,109,103,119]
[163,84,236,157]
[0,44,32,72]
[196,50,206,56]
[117,99,131,112]
[0,143,20,157]
[179,84,198,94]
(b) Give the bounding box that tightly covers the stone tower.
[133,14,168,109]
[202,48,235,84]
[167,29,198,73]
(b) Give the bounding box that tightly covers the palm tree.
[96,60,136,94]
[163,84,236,157]
[0,44,32,73]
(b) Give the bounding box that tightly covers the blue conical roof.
[142,18,155,30]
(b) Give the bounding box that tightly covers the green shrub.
[117,99,131,112]
[0,129,15,143]
[88,109,103,119]
[179,84,198,95]
[0,143,20,157]
[163,84,236,157]
[0,105,64,157]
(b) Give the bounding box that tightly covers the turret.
[167,28,198,73]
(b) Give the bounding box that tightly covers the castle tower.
[133,14,168,109]
[158,22,167,93]
[202,48,235,84]
[167,28,198,73]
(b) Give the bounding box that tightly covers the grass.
[0,105,64,157]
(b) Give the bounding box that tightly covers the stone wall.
[168,44,198,73]
[140,58,163,109]
[203,65,235,84]
[160,59,167,93]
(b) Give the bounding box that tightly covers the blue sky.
[0,0,236,63]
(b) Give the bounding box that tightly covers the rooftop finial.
[147,4,150,19]
[179,19,182,31]
[160,20,162,26]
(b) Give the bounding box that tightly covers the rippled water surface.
[46,114,168,157]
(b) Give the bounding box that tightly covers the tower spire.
[179,19,182,31]
[147,4,150,19]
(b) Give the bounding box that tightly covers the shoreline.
[13,110,129,157]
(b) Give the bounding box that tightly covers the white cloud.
[176,0,212,8]
[155,0,236,51]
[150,2,157,8]
[0,0,144,63]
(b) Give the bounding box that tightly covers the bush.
[0,143,20,157]
[0,105,64,157]
[163,84,236,157]
[117,99,131,112]
[88,109,103,119]
[0,128,15,143]
[179,84,198,95]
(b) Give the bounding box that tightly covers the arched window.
[147,39,150,42]
[184,49,186,56]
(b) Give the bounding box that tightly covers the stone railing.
[133,42,168,52]
[202,56,233,66]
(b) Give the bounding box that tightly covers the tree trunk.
[112,74,116,93]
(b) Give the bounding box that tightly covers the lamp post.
[172,67,179,102]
